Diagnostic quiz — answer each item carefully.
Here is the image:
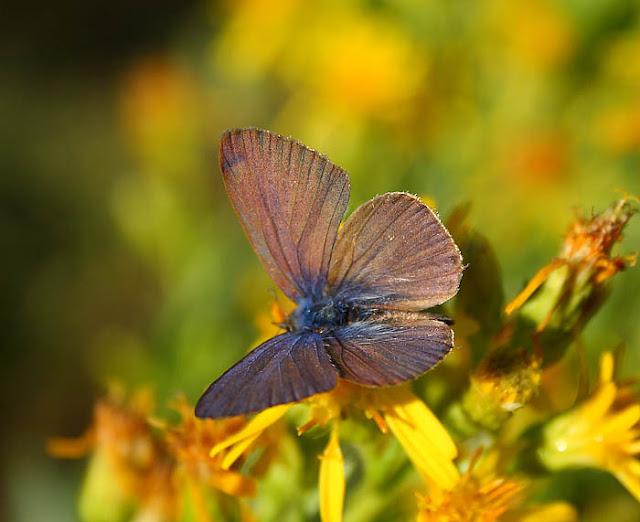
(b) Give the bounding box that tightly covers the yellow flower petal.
[600,405,640,443]
[624,440,640,454]
[380,387,459,489]
[626,458,640,475]
[599,351,615,384]
[221,431,263,470]
[504,258,565,315]
[319,423,344,522]
[379,386,457,459]
[580,383,616,424]
[614,464,640,503]
[210,404,290,462]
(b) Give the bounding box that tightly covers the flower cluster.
[52,196,640,521]
[48,385,280,521]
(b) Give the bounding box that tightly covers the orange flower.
[49,387,278,522]
[48,386,175,521]
[506,196,637,327]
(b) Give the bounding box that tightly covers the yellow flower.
[489,0,575,69]
[214,0,427,125]
[210,380,460,522]
[416,451,577,522]
[538,351,640,502]
[417,471,523,521]
[290,8,427,123]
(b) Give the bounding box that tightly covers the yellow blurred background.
[2,0,640,520]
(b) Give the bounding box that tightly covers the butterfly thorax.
[286,297,354,333]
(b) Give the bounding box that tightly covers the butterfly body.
[286,296,351,332]
[286,295,388,333]
[195,128,463,419]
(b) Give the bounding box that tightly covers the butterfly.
[195,128,463,419]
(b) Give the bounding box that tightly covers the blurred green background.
[3,0,640,520]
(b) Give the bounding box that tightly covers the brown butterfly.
[195,128,463,419]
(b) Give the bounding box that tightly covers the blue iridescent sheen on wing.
[195,331,337,418]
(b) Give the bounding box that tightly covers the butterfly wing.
[327,192,463,310]
[195,331,338,418]
[323,316,453,386]
[220,128,350,301]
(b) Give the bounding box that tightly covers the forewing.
[323,317,454,387]
[195,331,337,419]
[220,128,350,301]
[327,192,462,310]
